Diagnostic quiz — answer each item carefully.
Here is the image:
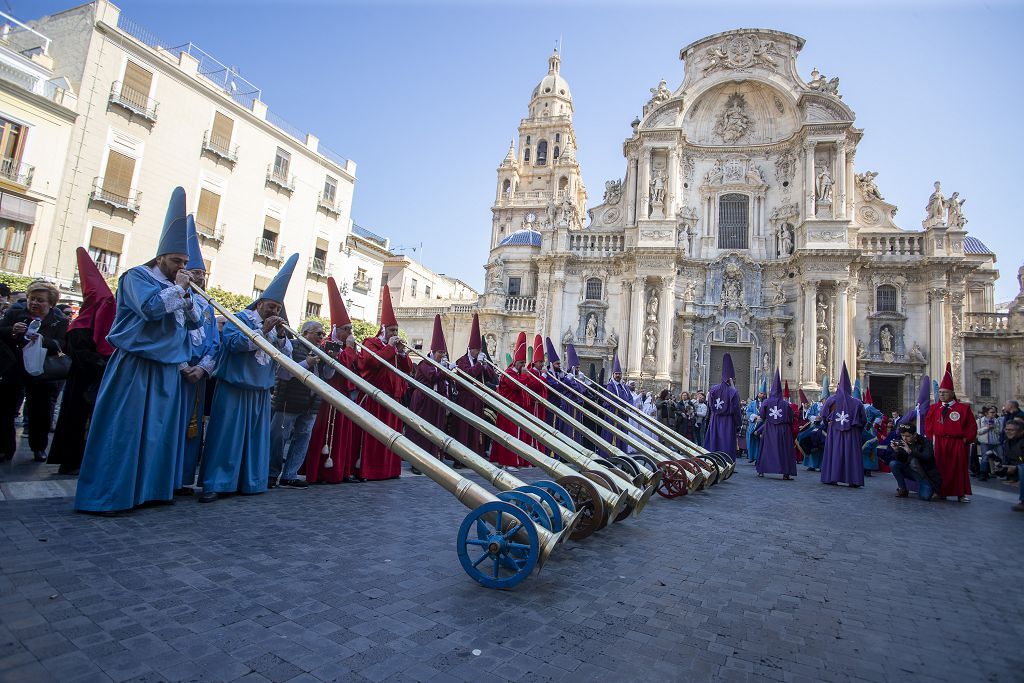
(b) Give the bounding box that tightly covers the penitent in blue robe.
[75,267,200,512]
[745,399,762,463]
[200,310,290,494]
[177,296,219,488]
[798,403,825,470]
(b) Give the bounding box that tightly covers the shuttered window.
[263,216,280,234]
[196,189,220,234]
[307,291,323,305]
[718,193,749,250]
[102,151,135,200]
[89,227,125,253]
[210,112,233,149]
[122,62,153,106]
[315,237,329,252]
[253,274,270,299]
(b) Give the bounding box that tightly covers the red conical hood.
[864,387,873,404]
[326,277,350,329]
[798,388,809,405]
[783,380,791,400]
[532,334,544,365]
[69,247,116,357]
[939,362,955,391]
[468,313,482,350]
[513,331,528,363]
[430,314,447,354]
[379,284,397,328]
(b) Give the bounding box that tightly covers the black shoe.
[198,492,218,503]
[280,479,309,489]
[267,479,278,489]
[174,487,194,497]
[33,451,47,462]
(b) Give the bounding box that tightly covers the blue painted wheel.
[514,485,563,533]
[532,480,575,513]
[457,501,538,590]
[496,490,553,532]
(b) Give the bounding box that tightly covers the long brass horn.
[191,285,557,589]
[288,330,594,538]
[411,349,655,513]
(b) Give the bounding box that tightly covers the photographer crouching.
[890,423,942,501]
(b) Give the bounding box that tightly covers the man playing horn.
[490,331,533,470]
[407,314,451,473]
[452,313,496,457]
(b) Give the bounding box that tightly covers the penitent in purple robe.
[756,370,797,477]
[705,382,740,457]
[820,364,866,486]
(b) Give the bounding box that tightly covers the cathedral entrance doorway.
[868,375,904,417]
[709,345,752,398]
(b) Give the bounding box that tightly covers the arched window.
[980,378,992,397]
[876,285,897,312]
[536,140,548,165]
[718,193,749,250]
[555,133,561,143]
[554,145,560,159]
[524,147,531,162]
[502,179,511,196]
[558,176,568,191]
[525,135,531,145]
[585,278,602,300]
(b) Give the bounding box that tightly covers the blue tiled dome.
[498,230,542,247]
[964,235,993,255]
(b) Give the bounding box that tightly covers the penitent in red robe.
[452,354,496,455]
[358,336,413,479]
[489,367,533,468]
[524,367,548,452]
[407,360,448,459]
[303,346,361,483]
[924,400,977,498]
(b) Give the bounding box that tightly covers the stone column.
[835,281,849,377]
[801,279,818,385]
[667,147,678,218]
[626,156,638,225]
[656,277,675,380]
[928,287,948,381]
[835,141,847,219]
[772,327,784,377]
[803,140,817,219]
[629,276,645,373]
[639,148,651,222]
[680,320,694,391]
[548,274,564,344]
[846,147,856,219]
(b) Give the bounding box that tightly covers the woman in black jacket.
[0,280,68,462]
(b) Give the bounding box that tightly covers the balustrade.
[858,233,924,256]
[568,233,625,257]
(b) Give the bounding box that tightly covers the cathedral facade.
[401,29,1017,415]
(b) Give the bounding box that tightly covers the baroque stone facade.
[398,30,1018,413]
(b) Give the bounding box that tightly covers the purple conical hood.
[721,353,735,385]
[545,337,559,363]
[838,363,852,395]
[763,368,789,424]
[613,354,621,374]
[770,368,782,399]
[566,344,580,370]
[824,362,861,432]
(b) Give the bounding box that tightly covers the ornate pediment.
[800,93,854,124]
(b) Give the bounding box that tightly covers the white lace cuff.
[158,286,187,327]
[197,355,216,376]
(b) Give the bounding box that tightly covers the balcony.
[352,276,372,293]
[196,221,225,244]
[0,157,33,188]
[201,131,239,164]
[253,237,285,263]
[569,232,625,257]
[317,192,342,216]
[964,312,1012,334]
[266,165,295,193]
[505,295,537,313]
[108,81,159,122]
[89,177,141,214]
[858,233,924,257]
[307,256,328,277]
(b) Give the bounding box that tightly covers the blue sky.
[22,0,1024,301]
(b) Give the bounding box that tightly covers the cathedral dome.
[530,49,572,103]
[498,229,542,247]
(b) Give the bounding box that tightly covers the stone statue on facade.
[644,326,658,357]
[807,68,841,97]
[746,164,764,185]
[855,171,884,201]
[585,313,598,345]
[678,223,691,256]
[646,79,672,110]
[908,342,926,363]
[487,256,505,293]
[770,280,786,305]
[815,165,834,203]
[713,93,750,144]
[723,279,742,309]
[880,326,893,353]
[705,162,724,185]
[484,334,497,361]
[856,339,866,359]
[947,192,967,229]
[924,181,947,227]
[649,171,667,205]
[816,293,829,330]
[546,198,557,227]
[816,337,828,375]
[603,179,622,205]
[647,292,659,323]
[683,279,696,303]
[776,223,793,256]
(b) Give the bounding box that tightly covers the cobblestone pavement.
[0,457,1021,683]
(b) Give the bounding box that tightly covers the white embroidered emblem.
[768,406,783,420]
[835,411,850,426]
[714,398,725,410]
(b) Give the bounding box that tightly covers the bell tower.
[489,49,588,250]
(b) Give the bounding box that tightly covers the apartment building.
[24,0,356,316]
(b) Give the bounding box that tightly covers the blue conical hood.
[721,353,735,385]
[932,378,940,402]
[819,374,830,401]
[545,337,559,363]
[156,186,189,258]
[852,376,862,400]
[249,253,299,317]
[185,215,205,271]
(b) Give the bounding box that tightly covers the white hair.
[300,320,323,335]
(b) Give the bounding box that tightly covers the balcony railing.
[94,260,120,278]
[196,222,225,243]
[109,81,159,121]
[352,276,372,292]
[90,177,141,214]
[858,233,924,256]
[0,157,33,187]
[307,256,328,277]
[964,312,1011,333]
[317,192,342,216]
[266,165,295,193]
[505,296,537,313]
[253,237,284,262]
[201,131,239,164]
[569,232,625,257]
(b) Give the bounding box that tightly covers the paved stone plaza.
[1,457,1021,683]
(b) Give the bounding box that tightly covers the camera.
[323,340,342,355]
